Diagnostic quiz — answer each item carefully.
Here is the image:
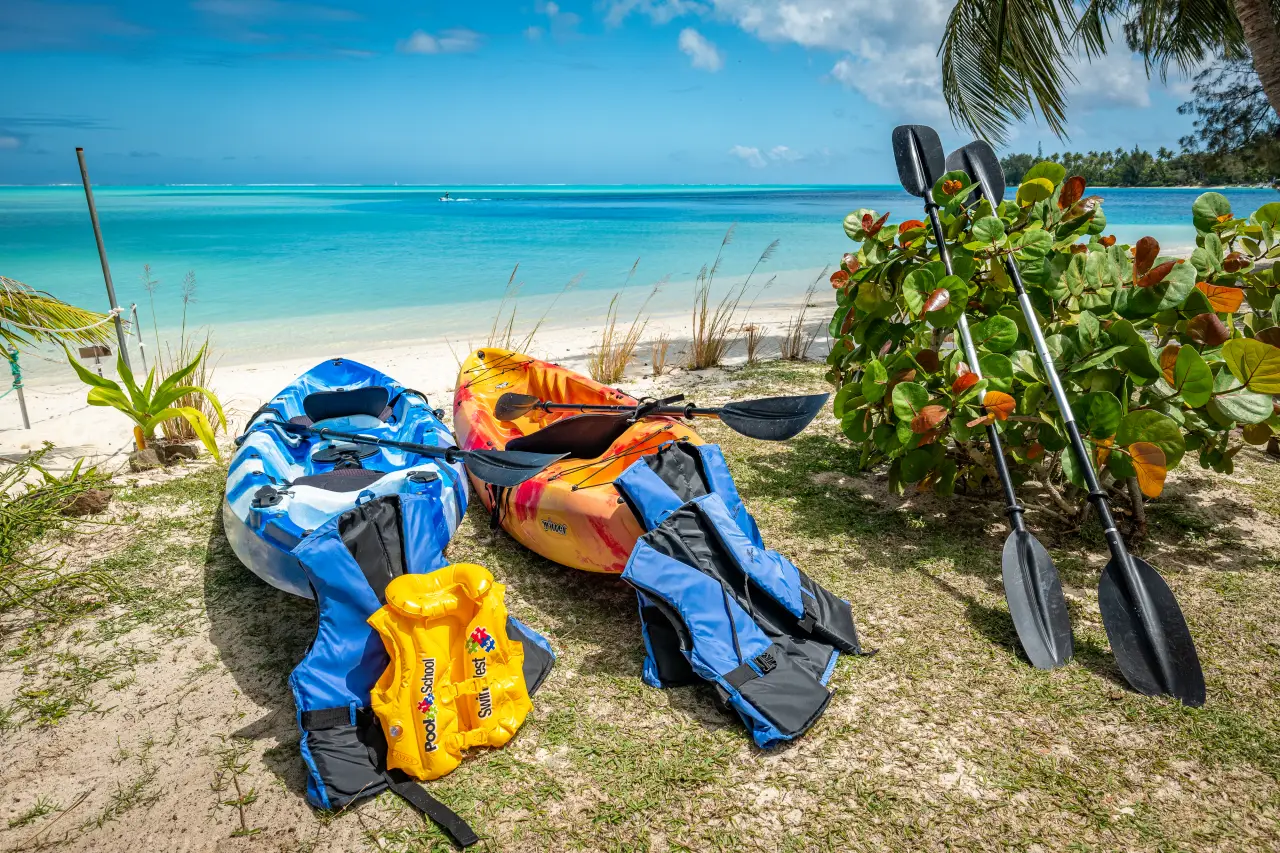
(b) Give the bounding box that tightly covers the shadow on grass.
[201,502,316,796]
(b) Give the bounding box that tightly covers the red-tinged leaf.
[1195,281,1244,312]
[1070,244,1088,254]
[941,179,963,196]
[1134,236,1160,277]
[860,211,890,236]
[878,339,893,356]
[967,413,994,428]
[898,219,925,235]
[1257,327,1280,348]
[840,308,857,335]
[1137,260,1175,287]
[1223,252,1248,273]
[1159,343,1181,385]
[916,349,940,373]
[884,368,916,401]
[830,269,850,288]
[1187,313,1231,346]
[842,253,859,273]
[983,391,1015,421]
[1100,235,1116,247]
[923,288,950,314]
[910,404,948,434]
[918,427,945,447]
[1026,442,1044,461]
[861,212,874,231]
[1058,175,1085,209]
[952,372,979,395]
[1128,441,1168,498]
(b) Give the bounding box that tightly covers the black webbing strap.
[723,650,778,690]
[386,771,480,848]
[299,706,353,730]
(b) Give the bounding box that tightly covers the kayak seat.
[505,412,633,460]
[292,468,389,492]
[292,387,394,428]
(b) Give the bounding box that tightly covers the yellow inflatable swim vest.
[368,564,535,780]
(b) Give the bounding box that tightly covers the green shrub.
[827,166,1280,504]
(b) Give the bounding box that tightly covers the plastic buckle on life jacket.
[754,650,777,675]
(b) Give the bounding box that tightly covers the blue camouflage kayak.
[223,357,467,598]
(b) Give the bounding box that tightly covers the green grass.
[2,359,1278,851]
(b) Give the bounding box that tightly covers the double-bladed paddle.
[272,421,567,487]
[892,124,1074,671]
[945,138,1205,706]
[493,392,830,442]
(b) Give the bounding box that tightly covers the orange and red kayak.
[453,348,702,573]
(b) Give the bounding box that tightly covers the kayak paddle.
[493,392,830,442]
[893,124,1073,670]
[274,421,567,487]
[945,138,1205,706]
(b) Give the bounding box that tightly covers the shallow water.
[1,184,1273,364]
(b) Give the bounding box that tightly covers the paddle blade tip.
[1001,530,1074,670]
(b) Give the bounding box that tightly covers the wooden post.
[75,147,132,373]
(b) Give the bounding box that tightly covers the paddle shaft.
[535,401,723,419]
[992,226,1181,689]
[920,191,1026,534]
[293,424,464,463]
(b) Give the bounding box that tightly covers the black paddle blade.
[1001,530,1073,670]
[718,393,829,441]
[891,125,946,197]
[460,448,567,487]
[945,140,1006,205]
[1098,555,1206,707]
[494,392,540,421]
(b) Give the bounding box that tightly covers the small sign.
[78,345,111,359]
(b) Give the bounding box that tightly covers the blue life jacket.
[289,490,555,846]
[615,441,862,749]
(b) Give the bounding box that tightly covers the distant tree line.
[1002,58,1280,188]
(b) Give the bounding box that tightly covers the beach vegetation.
[66,343,227,460]
[828,164,1280,518]
[587,260,662,383]
[0,443,115,615]
[0,275,112,351]
[779,273,825,361]
[688,229,777,370]
[741,323,767,364]
[142,271,224,446]
[650,331,673,376]
[486,264,581,353]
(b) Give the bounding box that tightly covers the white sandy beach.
[0,285,836,469]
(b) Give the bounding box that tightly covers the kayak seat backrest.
[642,440,709,502]
[298,387,393,427]
[505,412,633,460]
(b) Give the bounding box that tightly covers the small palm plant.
[66,344,227,460]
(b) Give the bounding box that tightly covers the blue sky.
[0,0,1200,185]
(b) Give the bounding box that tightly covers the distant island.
[1001,145,1275,189]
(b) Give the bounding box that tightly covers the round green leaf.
[1074,391,1122,440]
[861,358,889,402]
[978,352,1013,392]
[971,216,1005,244]
[1210,388,1275,425]
[1223,338,1280,394]
[902,268,936,317]
[1023,161,1067,186]
[841,408,875,442]
[1171,345,1213,408]
[1043,334,1076,369]
[1116,410,1185,469]
[891,381,930,422]
[970,315,1018,352]
[900,447,935,483]
[1192,192,1232,233]
[1016,178,1054,206]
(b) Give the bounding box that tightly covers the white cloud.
[768,145,803,161]
[525,25,544,40]
[0,135,23,151]
[397,28,482,55]
[604,0,707,27]
[537,0,582,38]
[1066,52,1153,110]
[678,27,723,72]
[729,144,766,167]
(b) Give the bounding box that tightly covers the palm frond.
[1119,0,1245,80]
[0,276,113,351]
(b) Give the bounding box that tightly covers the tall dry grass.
[486,264,582,352]
[139,270,223,445]
[650,333,672,376]
[586,260,664,383]
[687,229,778,370]
[742,324,768,364]
[779,270,826,361]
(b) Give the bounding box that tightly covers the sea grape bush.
[826,164,1280,505]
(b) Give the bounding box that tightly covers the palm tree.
[1,276,111,352]
[939,0,1279,144]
